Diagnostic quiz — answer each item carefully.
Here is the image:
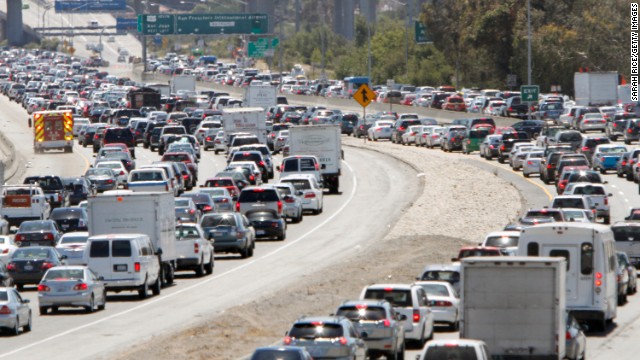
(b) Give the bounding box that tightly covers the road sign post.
[414,21,432,44]
[521,85,539,120]
[353,84,376,143]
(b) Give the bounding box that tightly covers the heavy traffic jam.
[0,47,636,360]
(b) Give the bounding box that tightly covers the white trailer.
[145,83,171,98]
[574,72,618,106]
[222,107,268,144]
[243,84,277,110]
[460,256,566,359]
[169,75,196,95]
[87,190,177,285]
[288,124,343,193]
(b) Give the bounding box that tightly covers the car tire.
[498,156,504,164]
[277,231,286,241]
[152,276,161,296]
[12,317,20,336]
[240,245,250,259]
[600,168,606,174]
[195,258,205,277]
[85,295,95,313]
[397,344,405,360]
[625,139,631,145]
[627,172,634,181]
[205,255,214,275]
[523,172,530,178]
[138,278,149,299]
[486,154,492,160]
[24,313,32,332]
[449,320,460,331]
[603,216,610,225]
[39,306,48,315]
[98,297,106,311]
[16,284,23,291]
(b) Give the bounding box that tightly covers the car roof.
[484,231,520,237]
[364,283,413,290]
[340,299,389,307]
[294,315,346,324]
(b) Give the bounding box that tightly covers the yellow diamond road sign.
[353,84,375,108]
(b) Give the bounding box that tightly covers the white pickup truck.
[126,168,171,193]
[0,184,50,229]
[175,223,214,277]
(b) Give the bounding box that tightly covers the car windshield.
[289,323,343,339]
[59,235,88,244]
[336,306,386,321]
[44,269,84,280]
[553,198,586,208]
[201,215,237,227]
[562,210,587,221]
[0,291,7,301]
[425,346,478,359]
[485,236,519,247]
[421,270,459,282]
[599,146,627,154]
[85,169,112,178]
[612,226,640,241]
[422,284,450,297]
[364,289,412,307]
[12,248,52,260]
[19,221,50,232]
[247,211,277,221]
[175,226,200,239]
[250,350,304,360]
[559,133,581,142]
[281,179,311,191]
[572,186,605,195]
[175,199,191,207]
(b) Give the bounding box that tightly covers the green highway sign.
[138,13,268,35]
[414,21,432,44]
[521,85,540,102]
[248,37,279,58]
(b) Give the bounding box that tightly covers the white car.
[509,144,538,170]
[0,236,18,264]
[95,161,129,188]
[414,281,460,330]
[273,130,289,153]
[227,161,263,186]
[278,174,324,214]
[579,113,607,133]
[481,230,520,256]
[401,125,424,145]
[367,120,394,141]
[522,150,545,177]
[415,125,437,147]
[0,287,32,335]
[55,232,89,266]
[418,339,491,360]
[424,126,445,148]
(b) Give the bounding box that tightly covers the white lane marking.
[625,198,630,202]
[611,184,617,188]
[0,160,357,358]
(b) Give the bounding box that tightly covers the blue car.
[592,144,627,174]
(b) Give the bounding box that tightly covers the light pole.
[389,0,409,78]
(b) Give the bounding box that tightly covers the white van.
[84,234,161,299]
[518,222,617,331]
[278,155,322,185]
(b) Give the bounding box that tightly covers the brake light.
[73,283,88,291]
[120,171,125,175]
[206,137,211,141]
[304,193,316,198]
[413,309,420,323]
[547,164,553,169]
[194,242,200,254]
[235,202,240,212]
[0,306,12,315]
[527,161,533,165]
[596,271,603,286]
[500,145,505,151]
[604,196,608,206]
[489,145,494,149]
[284,197,295,203]
[134,262,141,272]
[339,337,348,345]
[183,174,190,180]
[277,201,283,213]
[41,262,54,270]
[236,230,244,239]
[582,147,590,151]
[629,129,633,133]
[284,336,292,345]
[432,300,453,307]
[43,233,53,241]
[37,284,51,292]
[259,161,265,167]
[399,126,406,131]
[566,331,572,340]
[383,319,391,327]
[203,205,213,212]
[6,263,15,271]
[15,234,24,242]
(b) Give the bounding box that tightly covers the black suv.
[391,119,422,144]
[539,151,569,184]
[143,121,166,149]
[102,127,136,158]
[23,175,70,209]
[497,132,530,163]
[228,151,268,182]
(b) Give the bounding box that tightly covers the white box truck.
[244,84,277,110]
[222,107,268,144]
[574,72,618,106]
[87,190,177,285]
[288,124,343,193]
[170,75,196,95]
[460,256,566,359]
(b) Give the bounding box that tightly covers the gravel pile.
[115,137,522,360]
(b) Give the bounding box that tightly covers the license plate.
[57,287,68,292]
[256,230,265,235]
[114,264,127,272]
[24,265,33,271]
[213,232,224,237]
[61,225,69,230]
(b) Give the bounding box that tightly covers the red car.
[442,96,467,112]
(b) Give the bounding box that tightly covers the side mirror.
[22,299,30,303]
[276,165,281,172]
[603,181,609,184]
[60,254,68,260]
[321,164,326,170]
[608,193,613,197]
[451,257,458,262]
[360,331,368,339]
[98,276,104,281]
[208,231,214,240]
[397,314,407,321]
[156,248,163,256]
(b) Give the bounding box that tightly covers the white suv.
[360,283,435,346]
[279,174,323,214]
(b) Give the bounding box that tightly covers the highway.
[1,4,640,360]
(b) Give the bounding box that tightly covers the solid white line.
[0,160,357,358]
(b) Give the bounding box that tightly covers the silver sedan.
[424,126,445,148]
[0,287,32,335]
[414,280,460,330]
[37,266,106,315]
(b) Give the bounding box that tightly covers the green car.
[462,128,491,154]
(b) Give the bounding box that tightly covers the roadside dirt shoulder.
[114,137,521,360]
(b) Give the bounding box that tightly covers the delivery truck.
[288,124,343,193]
[460,256,567,359]
[170,75,196,95]
[574,72,618,106]
[87,190,177,285]
[222,107,268,144]
[243,84,277,110]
